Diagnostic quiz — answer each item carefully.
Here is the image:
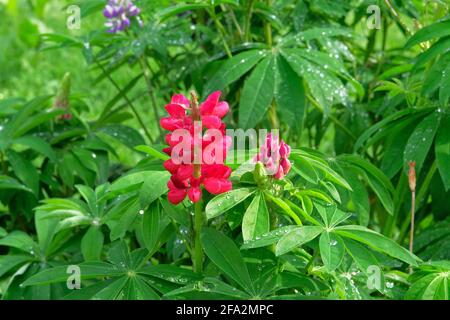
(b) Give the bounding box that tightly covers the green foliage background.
[0,0,449,300]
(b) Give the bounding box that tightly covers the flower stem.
[193,199,204,273]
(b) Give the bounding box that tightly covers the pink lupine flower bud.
[255,133,292,180]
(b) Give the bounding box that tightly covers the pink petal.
[213,101,229,118]
[280,158,291,175]
[201,115,222,129]
[200,91,221,114]
[274,166,285,180]
[171,94,190,109]
[160,117,182,131]
[165,103,186,118]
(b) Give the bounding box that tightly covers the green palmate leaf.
[406,273,450,300]
[204,50,266,95]
[413,37,450,71]
[81,226,104,261]
[22,262,124,286]
[264,193,303,225]
[13,135,56,162]
[206,188,255,219]
[404,111,441,172]
[158,3,210,20]
[439,64,450,106]
[291,154,320,184]
[335,225,420,266]
[242,192,270,242]
[274,54,305,130]
[241,226,298,250]
[423,53,450,95]
[319,232,345,271]
[343,238,382,276]
[405,19,450,48]
[354,107,434,152]
[275,226,323,256]
[134,145,169,161]
[315,203,351,228]
[343,170,369,226]
[75,184,98,215]
[339,155,394,214]
[380,120,417,178]
[107,171,170,200]
[0,176,33,193]
[238,56,275,129]
[164,277,250,299]
[282,49,347,114]
[6,150,39,195]
[435,114,450,191]
[92,276,129,300]
[0,255,33,277]
[0,231,38,253]
[201,228,254,294]
[160,197,190,227]
[139,264,201,286]
[98,124,145,149]
[142,202,161,253]
[139,175,169,208]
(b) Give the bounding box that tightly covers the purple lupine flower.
[103,0,142,33]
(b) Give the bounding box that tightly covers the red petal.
[187,187,202,202]
[176,165,193,181]
[168,189,187,204]
[203,178,232,195]
[163,159,179,174]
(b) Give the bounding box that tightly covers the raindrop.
[386,281,394,289]
[330,240,337,246]
[139,209,144,215]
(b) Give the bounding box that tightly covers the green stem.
[193,199,204,273]
[264,0,273,47]
[208,8,233,58]
[0,152,7,175]
[138,56,164,139]
[96,61,154,143]
[224,5,243,40]
[305,249,319,275]
[244,0,256,42]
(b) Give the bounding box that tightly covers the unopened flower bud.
[408,161,416,192]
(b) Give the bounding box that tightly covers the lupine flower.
[408,161,416,192]
[255,133,292,180]
[103,0,142,33]
[161,91,232,204]
[53,73,72,120]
